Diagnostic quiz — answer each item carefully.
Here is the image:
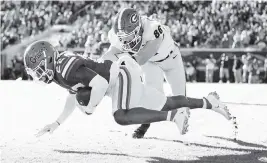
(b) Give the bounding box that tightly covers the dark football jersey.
[53,51,113,94]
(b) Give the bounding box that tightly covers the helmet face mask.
[118,25,142,52]
[24,41,57,84]
[26,59,54,83]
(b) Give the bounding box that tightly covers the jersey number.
[56,57,66,73]
[154,25,163,38]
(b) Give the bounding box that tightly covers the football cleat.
[206,92,232,120]
[172,107,190,135]
[132,124,150,139]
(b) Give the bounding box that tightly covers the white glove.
[35,121,60,137]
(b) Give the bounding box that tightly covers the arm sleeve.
[142,19,164,42]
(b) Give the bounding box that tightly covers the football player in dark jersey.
[23,41,232,138]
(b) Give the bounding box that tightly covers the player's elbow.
[136,38,162,65]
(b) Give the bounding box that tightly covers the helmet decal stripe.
[42,50,48,70]
[118,8,127,30]
[62,57,76,78]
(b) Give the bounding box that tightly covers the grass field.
[1,81,267,163]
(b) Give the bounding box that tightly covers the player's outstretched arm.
[56,93,76,124]
[134,35,163,65]
[35,93,76,137]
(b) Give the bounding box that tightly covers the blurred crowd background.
[1,0,267,83]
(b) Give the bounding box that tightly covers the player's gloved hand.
[35,121,60,137]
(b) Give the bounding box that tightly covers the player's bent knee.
[113,109,129,125]
[161,97,175,111]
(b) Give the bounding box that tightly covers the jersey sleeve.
[60,56,83,81]
[57,54,98,87]
[56,51,79,79]
[142,17,164,42]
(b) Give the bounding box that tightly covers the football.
[76,87,92,106]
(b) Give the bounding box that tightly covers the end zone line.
[223,102,267,106]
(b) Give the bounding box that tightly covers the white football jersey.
[108,16,175,62]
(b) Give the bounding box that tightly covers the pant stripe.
[120,66,132,110]
[117,72,123,110]
[116,66,132,110]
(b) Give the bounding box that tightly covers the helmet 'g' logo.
[29,57,36,63]
[130,13,138,24]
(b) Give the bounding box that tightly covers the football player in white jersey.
[101,8,187,138]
